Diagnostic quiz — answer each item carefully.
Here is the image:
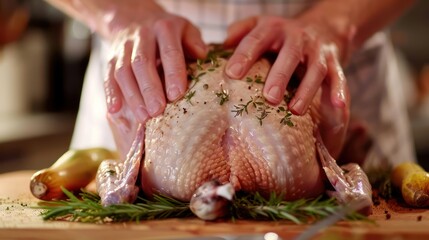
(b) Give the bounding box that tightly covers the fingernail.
[168,86,182,101]
[290,98,305,115]
[336,92,346,107]
[106,95,120,113]
[267,86,281,102]
[227,62,243,78]
[147,100,162,116]
[136,106,149,123]
[198,43,208,54]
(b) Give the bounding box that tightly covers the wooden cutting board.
[1,171,429,240]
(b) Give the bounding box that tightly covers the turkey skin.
[97,49,372,214]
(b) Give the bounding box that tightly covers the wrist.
[63,0,115,38]
[70,0,165,40]
[298,8,356,64]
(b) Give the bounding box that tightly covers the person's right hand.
[101,1,207,123]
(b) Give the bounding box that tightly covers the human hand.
[224,15,350,116]
[103,2,207,123]
[0,2,28,48]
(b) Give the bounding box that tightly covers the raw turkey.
[96,49,373,216]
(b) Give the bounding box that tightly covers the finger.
[155,18,188,101]
[263,35,303,105]
[223,17,258,48]
[326,45,348,108]
[104,58,123,113]
[132,29,166,117]
[289,43,328,115]
[115,40,149,123]
[225,21,278,79]
[182,23,207,59]
[317,46,350,157]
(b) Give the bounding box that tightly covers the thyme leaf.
[246,95,263,107]
[215,88,229,105]
[196,47,233,69]
[254,75,264,84]
[284,92,295,104]
[189,72,206,83]
[187,71,207,90]
[196,59,204,70]
[245,75,265,84]
[231,96,272,126]
[256,108,270,126]
[232,99,253,117]
[280,109,294,127]
[185,90,196,105]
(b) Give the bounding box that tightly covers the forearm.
[44,0,164,40]
[299,0,415,61]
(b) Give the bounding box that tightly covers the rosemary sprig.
[231,192,367,224]
[36,189,367,224]
[37,188,192,223]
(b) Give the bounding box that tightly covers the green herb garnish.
[256,108,270,126]
[36,188,368,224]
[216,88,229,105]
[245,75,265,84]
[278,107,294,127]
[185,90,196,104]
[232,99,253,117]
[254,75,264,84]
[231,96,271,126]
[37,188,191,223]
[196,46,233,69]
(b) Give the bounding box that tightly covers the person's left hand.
[223,16,350,116]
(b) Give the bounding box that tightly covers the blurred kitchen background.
[0,1,428,173]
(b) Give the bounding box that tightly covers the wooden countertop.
[1,171,429,240]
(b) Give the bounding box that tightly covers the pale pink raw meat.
[98,51,372,213]
[142,58,325,201]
